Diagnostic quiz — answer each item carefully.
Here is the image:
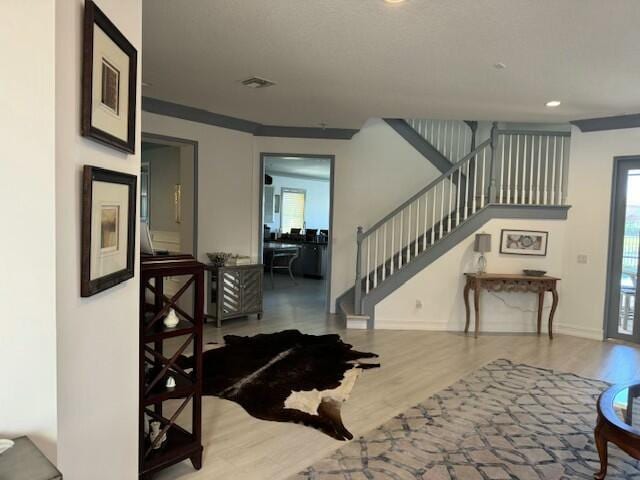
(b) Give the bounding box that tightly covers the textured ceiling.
[142,0,640,129]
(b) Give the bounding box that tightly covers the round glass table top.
[610,385,640,433]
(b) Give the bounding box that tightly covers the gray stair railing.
[353,128,571,316]
[406,119,475,163]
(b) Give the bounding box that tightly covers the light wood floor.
[156,278,640,480]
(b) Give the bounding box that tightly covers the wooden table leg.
[537,290,544,335]
[463,281,471,334]
[473,282,480,338]
[548,286,558,340]
[594,413,608,480]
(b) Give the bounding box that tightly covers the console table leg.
[594,414,608,480]
[463,283,471,334]
[473,286,480,338]
[190,449,203,470]
[537,291,544,335]
[548,288,558,340]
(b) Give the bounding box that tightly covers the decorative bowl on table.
[523,269,546,277]
[207,252,232,267]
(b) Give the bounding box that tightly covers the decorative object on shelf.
[523,269,547,277]
[149,421,167,450]
[81,165,137,297]
[473,233,491,274]
[140,254,204,477]
[163,308,179,328]
[226,254,251,266]
[0,439,14,455]
[206,252,232,267]
[500,229,548,256]
[82,0,137,153]
[178,329,379,440]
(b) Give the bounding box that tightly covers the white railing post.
[354,226,363,314]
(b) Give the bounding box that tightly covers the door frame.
[141,132,199,257]
[604,155,640,341]
[258,152,335,314]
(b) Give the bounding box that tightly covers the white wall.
[56,1,141,479]
[265,174,330,231]
[142,115,441,311]
[560,126,640,340]
[0,0,57,462]
[376,218,566,332]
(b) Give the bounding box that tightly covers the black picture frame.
[499,229,549,256]
[81,166,137,297]
[82,0,137,154]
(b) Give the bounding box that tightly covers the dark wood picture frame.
[499,229,549,256]
[82,0,138,154]
[81,165,137,297]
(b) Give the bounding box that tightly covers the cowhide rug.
[179,329,379,440]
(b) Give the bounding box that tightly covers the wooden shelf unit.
[139,254,205,479]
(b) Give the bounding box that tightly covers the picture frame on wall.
[81,166,137,297]
[499,229,548,256]
[82,0,137,153]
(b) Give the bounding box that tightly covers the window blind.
[281,189,305,233]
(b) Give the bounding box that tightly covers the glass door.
[607,158,640,343]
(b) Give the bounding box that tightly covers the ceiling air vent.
[241,76,276,89]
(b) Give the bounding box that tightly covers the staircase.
[338,123,571,328]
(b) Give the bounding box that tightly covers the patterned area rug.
[293,359,640,479]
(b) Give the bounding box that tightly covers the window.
[280,188,305,233]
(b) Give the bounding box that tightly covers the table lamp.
[474,233,491,274]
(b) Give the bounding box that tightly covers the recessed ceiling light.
[545,100,561,108]
[384,0,406,4]
[493,62,506,70]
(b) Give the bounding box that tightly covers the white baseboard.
[555,323,603,340]
[346,317,369,329]
[374,317,604,341]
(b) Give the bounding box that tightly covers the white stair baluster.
[506,135,512,204]
[480,148,486,209]
[399,210,404,268]
[551,137,557,204]
[407,203,412,262]
[558,137,564,204]
[415,199,420,256]
[456,166,462,225]
[365,236,370,294]
[514,135,520,204]
[472,154,478,213]
[423,192,429,251]
[464,159,470,220]
[528,135,534,204]
[499,135,505,204]
[373,230,378,289]
[431,188,436,243]
[390,217,395,275]
[440,181,445,239]
[382,223,387,282]
[536,136,542,204]
[521,135,527,203]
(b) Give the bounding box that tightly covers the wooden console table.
[463,273,560,339]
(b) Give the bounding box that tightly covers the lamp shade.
[474,233,491,253]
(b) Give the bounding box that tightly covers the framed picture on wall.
[82,0,137,153]
[499,229,548,256]
[81,166,137,297]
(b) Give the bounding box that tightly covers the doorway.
[141,133,198,309]
[259,153,335,314]
[606,156,640,343]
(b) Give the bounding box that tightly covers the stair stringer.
[359,204,570,328]
[384,119,454,174]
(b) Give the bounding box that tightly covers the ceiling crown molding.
[571,113,640,132]
[142,96,358,140]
